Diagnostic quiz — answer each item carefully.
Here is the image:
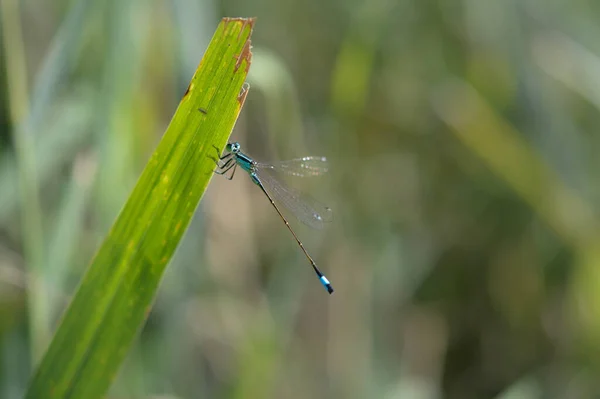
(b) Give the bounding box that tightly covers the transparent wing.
[255,168,333,230]
[255,156,329,178]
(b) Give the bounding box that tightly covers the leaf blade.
[25,17,255,399]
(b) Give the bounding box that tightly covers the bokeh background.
[2,0,600,398]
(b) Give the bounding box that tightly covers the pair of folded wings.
[253,157,333,230]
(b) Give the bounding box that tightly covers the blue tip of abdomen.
[320,275,334,294]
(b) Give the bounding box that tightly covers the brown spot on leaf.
[234,38,253,73]
[182,82,194,100]
[238,18,256,39]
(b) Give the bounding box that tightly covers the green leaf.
[25,17,255,399]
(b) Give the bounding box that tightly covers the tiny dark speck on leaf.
[198,108,207,114]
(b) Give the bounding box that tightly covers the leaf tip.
[222,17,256,31]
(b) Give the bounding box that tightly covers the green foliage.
[24,17,254,399]
[3,0,600,397]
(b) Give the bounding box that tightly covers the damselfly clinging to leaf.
[212,142,334,294]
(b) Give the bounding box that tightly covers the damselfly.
[213,142,334,294]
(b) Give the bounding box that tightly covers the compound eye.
[232,143,240,153]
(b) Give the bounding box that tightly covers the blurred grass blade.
[46,153,97,318]
[25,17,255,399]
[1,0,48,362]
[432,80,594,248]
[533,32,600,110]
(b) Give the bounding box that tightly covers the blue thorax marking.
[234,152,261,185]
[235,152,254,173]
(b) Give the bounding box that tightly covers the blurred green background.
[2,0,600,398]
